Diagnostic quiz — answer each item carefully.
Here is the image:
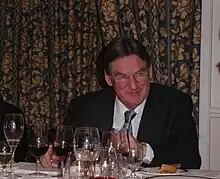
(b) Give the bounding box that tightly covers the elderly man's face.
[105,55,150,109]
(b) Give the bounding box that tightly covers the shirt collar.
[115,96,147,114]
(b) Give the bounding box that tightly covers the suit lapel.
[137,85,161,143]
[95,85,162,141]
[96,88,115,133]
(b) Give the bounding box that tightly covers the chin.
[126,98,143,108]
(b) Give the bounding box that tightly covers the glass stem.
[11,154,15,174]
[131,171,137,177]
[36,158,40,174]
[3,165,7,177]
[10,146,17,175]
[90,161,96,178]
[60,159,65,176]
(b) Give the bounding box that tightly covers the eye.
[119,75,128,80]
[114,74,128,80]
[136,71,146,77]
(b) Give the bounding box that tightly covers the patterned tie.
[123,110,137,135]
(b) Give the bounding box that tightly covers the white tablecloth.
[13,162,220,179]
[137,169,220,179]
[14,162,59,179]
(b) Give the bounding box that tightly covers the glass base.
[9,172,22,178]
[0,173,10,178]
[125,176,141,179]
[29,172,48,178]
[125,173,142,179]
[52,174,63,177]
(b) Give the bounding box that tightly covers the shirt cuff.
[142,143,154,164]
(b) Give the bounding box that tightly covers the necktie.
[123,110,137,135]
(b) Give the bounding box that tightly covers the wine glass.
[73,127,101,178]
[53,125,73,177]
[112,130,143,179]
[28,121,49,177]
[102,130,128,178]
[94,147,118,179]
[3,113,24,178]
[125,146,143,179]
[0,141,12,177]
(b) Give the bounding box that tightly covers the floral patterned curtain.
[0,0,201,129]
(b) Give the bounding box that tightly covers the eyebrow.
[112,67,147,75]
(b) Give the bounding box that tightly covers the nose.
[129,76,138,89]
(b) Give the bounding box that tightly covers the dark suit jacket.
[0,98,28,162]
[66,83,201,169]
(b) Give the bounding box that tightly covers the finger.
[40,155,52,168]
[111,132,121,149]
[120,131,130,147]
[52,155,60,161]
[51,157,59,168]
[51,162,59,168]
[128,135,138,150]
[46,145,54,156]
[120,132,138,151]
[40,145,54,168]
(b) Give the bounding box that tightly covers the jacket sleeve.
[149,95,201,169]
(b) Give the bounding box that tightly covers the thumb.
[40,145,53,168]
[45,145,54,156]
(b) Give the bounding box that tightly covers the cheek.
[140,81,150,92]
[113,84,127,97]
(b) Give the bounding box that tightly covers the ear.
[104,71,113,86]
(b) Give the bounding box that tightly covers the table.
[137,169,220,179]
[14,162,59,179]
[13,162,220,179]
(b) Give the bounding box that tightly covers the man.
[43,37,201,169]
[0,94,28,162]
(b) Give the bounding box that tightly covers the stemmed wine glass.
[73,127,101,178]
[0,141,12,177]
[110,129,144,179]
[28,121,49,177]
[95,146,118,179]
[125,145,143,179]
[102,130,128,178]
[53,125,73,177]
[3,113,24,178]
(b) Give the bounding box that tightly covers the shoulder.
[0,101,23,123]
[150,83,192,106]
[1,101,22,114]
[69,87,115,107]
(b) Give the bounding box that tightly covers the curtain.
[0,0,201,129]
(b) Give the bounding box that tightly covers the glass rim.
[75,127,99,131]
[3,113,23,116]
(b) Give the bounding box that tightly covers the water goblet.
[3,113,24,178]
[94,147,118,179]
[125,142,143,179]
[102,129,128,178]
[73,127,101,178]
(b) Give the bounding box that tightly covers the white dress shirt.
[112,97,154,164]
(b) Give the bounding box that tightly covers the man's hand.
[40,145,60,168]
[110,131,147,156]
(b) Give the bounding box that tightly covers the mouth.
[128,91,141,96]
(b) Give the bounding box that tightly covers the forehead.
[110,55,146,73]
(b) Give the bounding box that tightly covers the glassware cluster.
[1,114,143,178]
